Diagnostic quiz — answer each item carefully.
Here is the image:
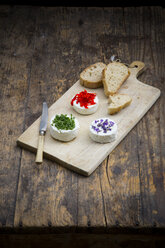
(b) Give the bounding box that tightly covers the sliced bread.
[108,94,132,115]
[80,62,106,88]
[102,62,130,96]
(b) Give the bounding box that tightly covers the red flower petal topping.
[71,90,96,109]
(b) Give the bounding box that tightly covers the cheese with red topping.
[71,90,99,115]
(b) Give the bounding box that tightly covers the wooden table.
[0,5,165,247]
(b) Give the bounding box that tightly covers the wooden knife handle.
[35,134,45,163]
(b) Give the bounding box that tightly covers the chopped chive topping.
[51,114,75,130]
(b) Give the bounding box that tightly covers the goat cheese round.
[50,114,80,142]
[89,118,117,143]
[71,90,99,115]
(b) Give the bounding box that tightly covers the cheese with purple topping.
[89,118,117,143]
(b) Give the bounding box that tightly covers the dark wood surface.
[0,5,165,238]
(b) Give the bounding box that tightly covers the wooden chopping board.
[17,61,160,176]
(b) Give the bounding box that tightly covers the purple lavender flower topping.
[92,125,95,129]
[92,125,100,133]
[92,118,115,133]
[109,121,114,127]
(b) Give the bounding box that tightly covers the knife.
[35,102,48,163]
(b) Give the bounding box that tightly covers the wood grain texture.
[0,6,164,234]
[0,5,37,228]
[121,6,165,229]
[14,6,79,230]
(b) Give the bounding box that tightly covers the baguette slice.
[80,62,106,88]
[108,94,132,115]
[103,62,130,96]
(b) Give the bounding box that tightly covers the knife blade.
[35,102,48,163]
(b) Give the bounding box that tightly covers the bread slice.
[108,94,132,115]
[80,62,106,88]
[102,62,130,96]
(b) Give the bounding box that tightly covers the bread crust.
[80,62,106,89]
[102,62,130,96]
[80,77,103,88]
[108,93,132,114]
[108,100,132,114]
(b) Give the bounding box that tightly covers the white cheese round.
[89,118,117,143]
[50,115,80,142]
[71,94,99,115]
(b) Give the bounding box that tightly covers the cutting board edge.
[16,86,161,177]
[16,76,161,176]
[17,139,90,176]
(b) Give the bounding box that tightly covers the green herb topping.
[51,114,75,130]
